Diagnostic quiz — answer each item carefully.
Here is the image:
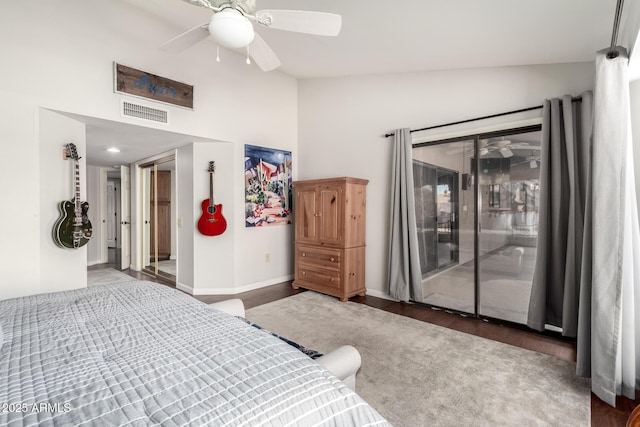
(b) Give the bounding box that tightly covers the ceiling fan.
[447,137,541,159]
[450,138,541,158]
[512,152,541,169]
[160,0,342,71]
[480,138,540,158]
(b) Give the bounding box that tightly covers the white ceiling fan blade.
[160,24,210,53]
[249,33,281,72]
[180,0,214,9]
[510,144,541,150]
[499,147,514,158]
[255,10,342,36]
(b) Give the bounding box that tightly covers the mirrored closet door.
[141,157,177,282]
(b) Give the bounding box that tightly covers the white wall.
[0,0,297,299]
[191,142,236,294]
[37,109,88,296]
[298,62,595,298]
[233,141,295,290]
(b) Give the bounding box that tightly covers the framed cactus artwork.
[244,144,293,227]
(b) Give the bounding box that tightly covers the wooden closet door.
[150,171,171,261]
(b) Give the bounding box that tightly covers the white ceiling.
[62,113,215,168]
[123,0,618,79]
[87,0,620,167]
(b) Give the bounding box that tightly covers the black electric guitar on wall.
[52,143,92,249]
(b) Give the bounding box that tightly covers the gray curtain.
[527,92,593,337]
[590,46,640,406]
[388,128,423,302]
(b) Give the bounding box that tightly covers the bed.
[0,281,389,426]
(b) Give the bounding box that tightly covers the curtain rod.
[607,0,625,59]
[384,96,583,138]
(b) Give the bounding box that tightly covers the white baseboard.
[178,275,295,296]
[176,282,195,295]
[87,260,102,267]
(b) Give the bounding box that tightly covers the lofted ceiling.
[123,0,618,79]
[88,0,622,167]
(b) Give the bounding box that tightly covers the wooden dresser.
[292,177,368,301]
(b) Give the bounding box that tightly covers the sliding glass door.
[413,139,475,313]
[477,130,541,324]
[412,126,542,326]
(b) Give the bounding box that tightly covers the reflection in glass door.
[411,126,542,326]
[477,131,541,324]
[412,139,475,313]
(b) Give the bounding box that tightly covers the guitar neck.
[73,160,82,225]
[210,171,214,205]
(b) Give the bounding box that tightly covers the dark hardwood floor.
[92,249,635,426]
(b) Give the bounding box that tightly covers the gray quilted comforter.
[0,281,390,426]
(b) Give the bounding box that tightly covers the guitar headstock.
[208,161,216,173]
[65,143,80,161]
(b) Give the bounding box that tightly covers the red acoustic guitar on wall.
[198,161,227,236]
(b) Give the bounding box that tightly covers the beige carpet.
[246,291,590,427]
[87,268,134,286]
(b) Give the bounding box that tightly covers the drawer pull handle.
[301,271,306,275]
[330,278,335,282]
[330,257,335,262]
[301,253,306,257]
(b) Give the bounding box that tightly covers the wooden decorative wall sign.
[114,63,194,109]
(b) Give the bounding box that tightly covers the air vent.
[121,101,168,124]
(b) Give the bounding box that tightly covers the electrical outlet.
[265,253,270,263]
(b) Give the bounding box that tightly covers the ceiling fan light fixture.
[479,147,489,156]
[209,9,255,49]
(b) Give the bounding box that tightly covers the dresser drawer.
[296,268,341,290]
[296,245,341,272]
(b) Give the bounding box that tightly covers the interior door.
[106,181,117,248]
[120,165,131,270]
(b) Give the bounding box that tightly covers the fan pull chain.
[216,45,220,63]
[246,46,251,65]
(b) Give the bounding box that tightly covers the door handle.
[121,221,130,225]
